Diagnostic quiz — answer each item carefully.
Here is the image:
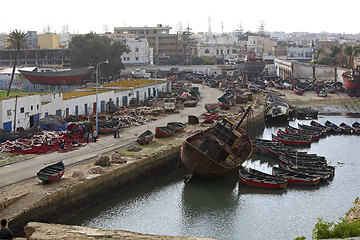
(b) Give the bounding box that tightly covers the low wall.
[10,144,182,236]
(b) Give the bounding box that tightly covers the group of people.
[0,219,13,240]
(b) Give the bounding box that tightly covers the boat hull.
[37,161,65,183]
[19,67,94,85]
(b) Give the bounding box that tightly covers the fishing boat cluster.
[240,120,360,189]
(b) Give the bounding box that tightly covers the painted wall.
[0,81,168,130]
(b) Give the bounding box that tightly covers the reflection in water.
[180,173,240,239]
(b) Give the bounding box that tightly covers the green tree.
[191,57,204,65]
[69,33,129,77]
[6,29,28,97]
[344,45,360,68]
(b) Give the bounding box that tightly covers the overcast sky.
[1,0,359,35]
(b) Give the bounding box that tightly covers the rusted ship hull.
[180,119,253,178]
[342,70,360,97]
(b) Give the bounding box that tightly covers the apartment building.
[113,24,184,63]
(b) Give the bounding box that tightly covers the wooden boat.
[265,101,289,122]
[279,156,335,176]
[223,92,236,106]
[181,103,254,179]
[155,126,175,138]
[279,162,332,182]
[137,130,154,145]
[352,122,360,133]
[145,96,156,106]
[299,123,327,136]
[239,166,287,189]
[342,66,360,97]
[217,95,231,109]
[339,123,354,134]
[183,100,198,107]
[19,67,94,85]
[272,134,311,146]
[37,161,65,183]
[272,166,320,186]
[166,122,186,132]
[204,103,219,113]
[324,120,343,133]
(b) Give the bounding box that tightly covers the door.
[93,102,97,115]
[56,109,62,116]
[84,103,88,116]
[3,121,11,131]
[100,100,105,112]
[136,91,140,102]
[75,105,79,116]
[116,97,119,107]
[122,96,128,107]
[66,107,69,116]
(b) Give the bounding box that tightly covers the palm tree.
[6,29,28,97]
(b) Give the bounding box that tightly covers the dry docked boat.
[37,161,65,183]
[136,130,154,145]
[155,126,176,138]
[272,166,321,186]
[166,122,186,132]
[265,101,290,123]
[342,66,360,97]
[205,103,219,113]
[19,67,94,85]
[239,166,287,189]
[181,103,255,179]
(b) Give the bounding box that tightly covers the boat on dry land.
[37,161,65,183]
[342,66,360,97]
[137,130,154,145]
[155,126,176,138]
[19,67,94,85]
[180,103,254,179]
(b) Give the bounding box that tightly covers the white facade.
[287,47,314,62]
[120,38,150,65]
[0,81,168,131]
[197,36,241,61]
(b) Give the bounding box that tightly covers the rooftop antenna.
[221,22,224,35]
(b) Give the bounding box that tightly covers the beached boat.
[239,166,287,189]
[167,122,186,132]
[37,161,65,183]
[342,66,360,97]
[155,126,176,138]
[181,103,254,179]
[19,67,94,85]
[204,103,219,113]
[265,101,289,123]
[272,166,320,186]
[217,95,231,110]
[137,130,154,145]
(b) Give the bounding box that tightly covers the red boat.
[239,166,287,189]
[19,66,94,85]
[155,126,175,138]
[272,166,320,186]
[342,66,360,97]
[272,134,311,146]
[37,161,65,183]
[137,130,154,145]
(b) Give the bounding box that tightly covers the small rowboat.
[217,95,231,109]
[339,122,354,134]
[272,134,311,146]
[37,161,65,183]
[272,166,321,186]
[166,122,186,132]
[137,130,154,145]
[205,103,219,113]
[155,126,176,138]
[239,166,287,189]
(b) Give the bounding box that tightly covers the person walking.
[93,128,97,142]
[0,219,14,240]
[116,126,120,138]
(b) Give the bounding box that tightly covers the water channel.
[66,115,360,240]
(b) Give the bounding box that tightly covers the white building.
[197,36,241,63]
[0,81,168,131]
[120,38,151,66]
[287,47,314,62]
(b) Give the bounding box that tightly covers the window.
[136,57,139,60]
[135,47,139,52]
[31,105,33,110]
[37,104,39,110]
[20,107,24,113]
[7,109,11,116]
[205,49,210,54]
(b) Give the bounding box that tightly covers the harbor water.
[66,115,360,240]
